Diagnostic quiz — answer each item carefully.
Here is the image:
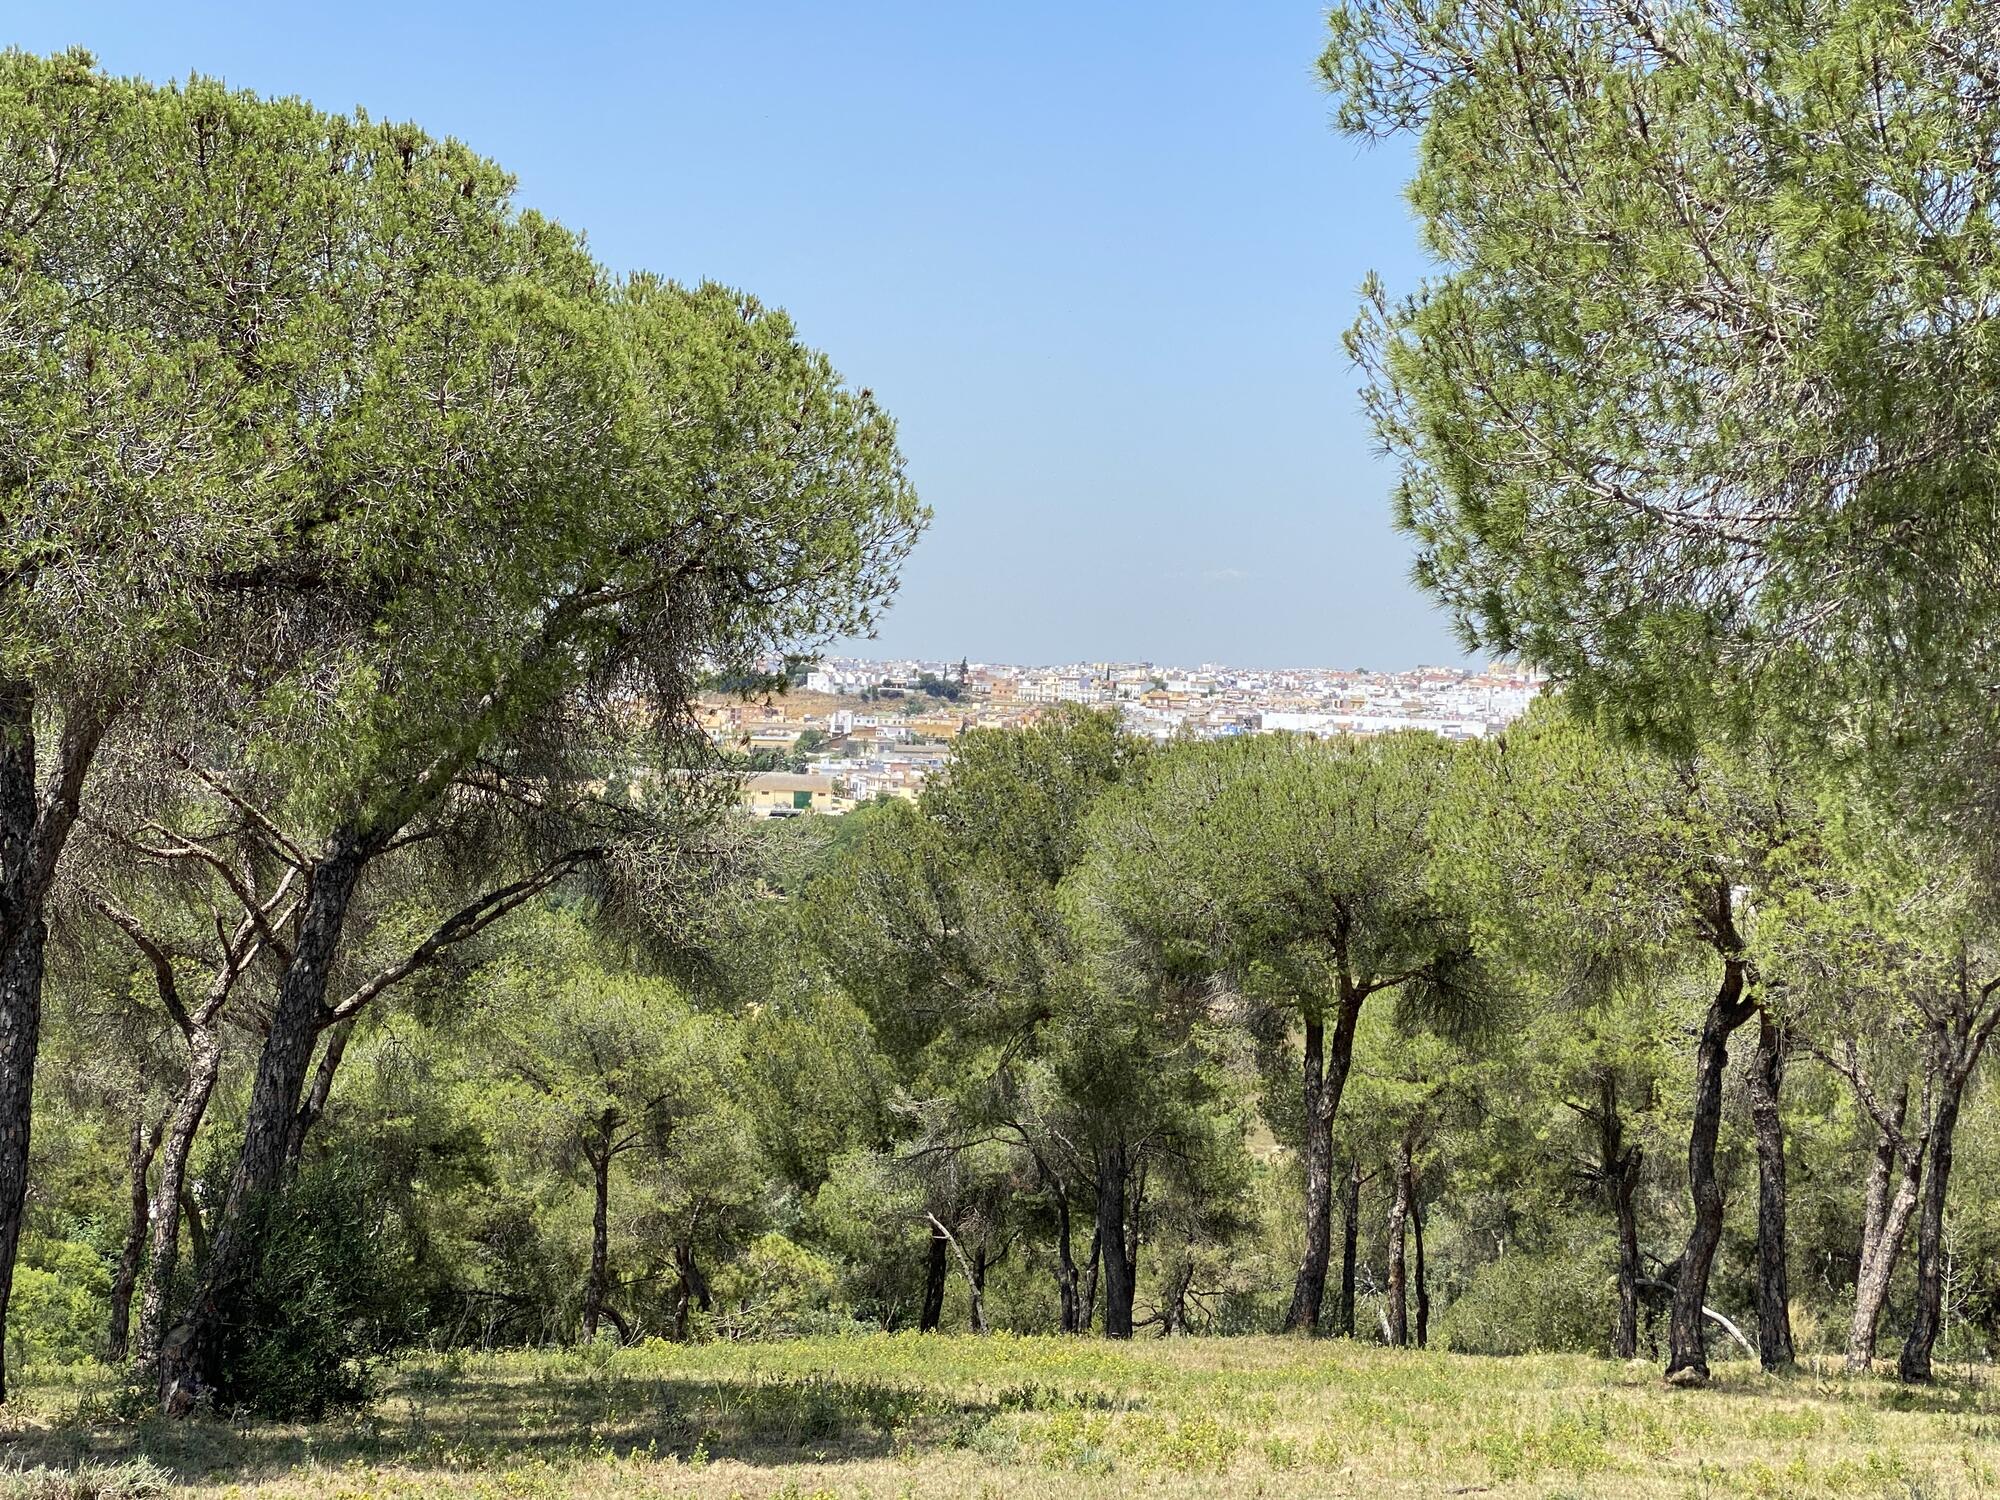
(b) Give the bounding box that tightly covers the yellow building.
[741,771,836,817]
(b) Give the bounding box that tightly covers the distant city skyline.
[10,1,1466,666]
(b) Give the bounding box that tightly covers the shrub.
[712,1233,851,1339]
[1434,1246,1619,1356]
[6,1240,108,1368]
[207,1159,432,1419]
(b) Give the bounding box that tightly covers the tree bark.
[1411,1164,1429,1350]
[1613,1145,1642,1360]
[1337,1157,1361,1338]
[285,1018,356,1174]
[1080,1225,1101,1333]
[1747,1011,1794,1369]
[1848,1087,1920,1373]
[1096,1140,1134,1338]
[136,1028,223,1369]
[581,1145,611,1344]
[1387,1136,1411,1348]
[156,831,366,1408]
[1287,990,1363,1334]
[1666,958,1755,1384]
[1052,1183,1083,1334]
[0,684,105,1405]
[919,1219,949,1332]
[106,1119,162,1362]
[1899,1073,1964,1382]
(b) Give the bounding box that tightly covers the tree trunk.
[1387,1136,1411,1348]
[1159,1257,1195,1336]
[1848,1089,1921,1373]
[1096,1140,1134,1338]
[1053,1185,1083,1334]
[919,1220,948,1332]
[0,912,48,1405]
[1411,1167,1429,1350]
[106,1119,162,1362]
[1337,1157,1361,1339]
[1287,992,1363,1334]
[1666,961,1755,1383]
[1613,1147,1642,1360]
[157,832,365,1408]
[581,1146,611,1344]
[1748,1011,1794,1369]
[1899,1073,1964,1383]
[1080,1225,1101,1333]
[136,1028,222,1369]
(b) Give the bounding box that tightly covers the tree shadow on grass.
[0,1370,1009,1484]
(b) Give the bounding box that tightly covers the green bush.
[1434,1246,1620,1356]
[712,1233,852,1339]
[208,1159,432,1420]
[7,1239,109,1368]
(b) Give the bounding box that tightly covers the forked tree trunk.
[672,1242,710,1341]
[106,1119,163,1361]
[1386,1137,1411,1348]
[1337,1158,1361,1338]
[1287,990,1363,1334]
[158,832,366,1408]
[1748,1012,1794,1369]
[1053,1183,1083,1333]
[1096,1140,1135,1338]
[1848,1087,1921,1372]
[1666,959,1755,1384]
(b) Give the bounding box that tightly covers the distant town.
[707,656,1544,816]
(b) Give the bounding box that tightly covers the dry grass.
[0,1336,1995,1498]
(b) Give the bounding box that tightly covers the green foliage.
[210,1159,432,1420]
[1436,1242,1623,1357]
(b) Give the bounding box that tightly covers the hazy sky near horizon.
[12,2,1468,670]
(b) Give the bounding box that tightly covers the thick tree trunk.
[1848,1090,1920,1373]
[157,833,365,1408]
[1666,960,1755,1384]
[106,1119,162,1362]
[1387,1136,1411,1348]
[1287,1010,1330,1333]
[136,1030,223,1368]
[0,912,48,1405]
[1899,1076,1964,1383]
[0,685,102,1405]
[1747,1012,1794,1369]
[581,1147,611,1343]
[1337,1157,1361,1339]
[1096,1140,1135,1338]
[919,1221,949,1332]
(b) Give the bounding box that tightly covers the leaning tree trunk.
[136,1030,222,1369]
[1747,1012,1794,1369]
[581,1146,612,1344]
[1386,1137,1411,1348]
[1899,1073,1965,1383]
[106,1119,162,1361]
[157,833,366,1409]
[1666,961,1755,1384]
[1337,1157,1361,1338]
[1848,1095,1921,1373]
[1096,1140,1135,1338]
[919,1219,949,1332]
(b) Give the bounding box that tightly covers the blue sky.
[10,2,1467,670]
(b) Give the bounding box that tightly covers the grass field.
[1,1337,1997,1498]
